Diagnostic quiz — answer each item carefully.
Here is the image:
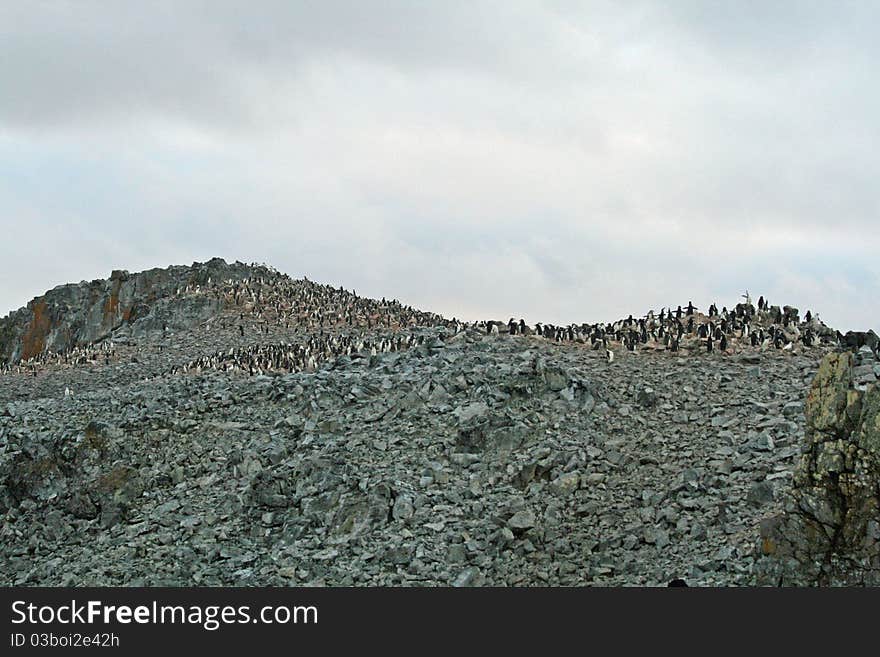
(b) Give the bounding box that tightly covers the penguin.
[719,334,728,351]
[606,349,614,363]
[706,335,713,353]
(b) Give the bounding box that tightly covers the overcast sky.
[1,1,877,330]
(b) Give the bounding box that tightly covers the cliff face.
[0,258,263,364]
[757,349,880,585]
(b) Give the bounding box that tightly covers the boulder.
[756,352,880,585]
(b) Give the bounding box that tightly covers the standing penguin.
[706,335,713,353]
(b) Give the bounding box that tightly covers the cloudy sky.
[1,1,877,330]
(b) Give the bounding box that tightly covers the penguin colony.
[173,332,432,377]
[0,265,458,376]
[171,293,847,378]
[478,295,844,359]
[0,340,116,377]
[1,265,874,383]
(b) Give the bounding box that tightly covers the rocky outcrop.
[756,349,880,585]
[0,258,265,364]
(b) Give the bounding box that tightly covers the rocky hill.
[1,259,877,586]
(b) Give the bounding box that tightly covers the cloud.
[1,2,877,331]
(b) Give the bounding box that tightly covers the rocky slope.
[1,260,876,586]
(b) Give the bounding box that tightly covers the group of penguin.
[179,292,834,379]
[0,284,843,383]
[0,340,116,377]
[207,273,456,335]
[173,331,432,377]
[478,295,830,362]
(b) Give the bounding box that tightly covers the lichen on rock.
[756,351,880,585]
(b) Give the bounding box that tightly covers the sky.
[1,1,878,330]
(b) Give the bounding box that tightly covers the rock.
[454,402,490,426]
[782,401,804,419]
[756,352,880,585]
[392,495,414,521]
[690,523,708,542]
[550,472,580,495]
[446,544,467,564]
[748,432,775,451]
[543,368,570,392]
[746,481,775,506]
[853,364,877,385]
[637,387,657,407]
[66,490,98,519]
[507,510,536,531]
[452,567,483,587]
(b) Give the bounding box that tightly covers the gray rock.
[782,401,804,419]
[747,481,775,506]
[507,510,536,531]
[452,567,483,587]
[637,387,657,407]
